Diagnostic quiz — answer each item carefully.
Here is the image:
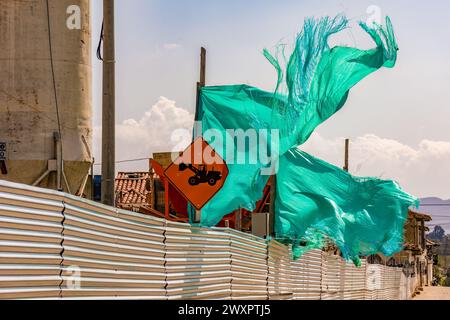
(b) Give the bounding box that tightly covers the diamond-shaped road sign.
[164,137,229,210]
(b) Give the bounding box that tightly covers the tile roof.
[115,172,152,207]
[409,209,432,222]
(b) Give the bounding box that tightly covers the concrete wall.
[0,0,92,194]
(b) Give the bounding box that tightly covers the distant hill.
[419,197,450,234]
[421,197,450,205]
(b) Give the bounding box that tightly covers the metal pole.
[101,0,116,206]
[344,139,350,172]
[91,158,95,201]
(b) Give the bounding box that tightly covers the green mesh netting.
[275,149,418,266]
[263,15,398,154]
[193,15,417,264]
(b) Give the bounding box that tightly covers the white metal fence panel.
[365,265,402,300]
[268,241,292,300]
[366,264,383,300]
[290,249,323,300]
[321,252,367,300]
[61,195,166,299]
[165,222,231,300]
[0,181,419,300]
[321,252,342,300]
[0,182,64,299]
[228,230,268,300]
[341,259,367,300]
[383,267,402,300]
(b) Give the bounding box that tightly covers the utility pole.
[101,0,116,206]
[344,139,350,172]
[194,47,206,129]
[199,47,206,87]
[193,47,206,223]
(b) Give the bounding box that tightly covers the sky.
[91,0,450,205]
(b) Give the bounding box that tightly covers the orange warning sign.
[164,137,229,210]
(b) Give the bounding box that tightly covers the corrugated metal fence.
[0,181,413,300]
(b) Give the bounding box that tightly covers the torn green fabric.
[275,149,418,266]
[263,15,398,153]
[197,15,401,230]
[195,85,274,227]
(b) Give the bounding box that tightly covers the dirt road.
[413,286,450,300]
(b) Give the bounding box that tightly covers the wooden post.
[192,47,206,223]
[344,139,350,172]
[421,220,425,250]
[235,208,242,232]
[268,175,276,237]
[200,47,206,87]
[194,47,206,124]
[101,0,116,206]
[149,160,155,210]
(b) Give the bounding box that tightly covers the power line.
[96,21,104,61]
[45,0,63,149]
[420,204,450,207]
[425,215,450,217]
[94,158,150,166]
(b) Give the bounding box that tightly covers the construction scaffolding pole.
[101,0,116,206]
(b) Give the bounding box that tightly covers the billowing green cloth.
[196,85,274,226]
[193,15,416,264]
[263,15,398,153]
[198,15,400,228]
[275,149,418,266]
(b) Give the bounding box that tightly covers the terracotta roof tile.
[115,172,152,206]
[409,209,432,222]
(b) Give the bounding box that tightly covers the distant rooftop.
[115,172,153,208]
[409,209,432,222]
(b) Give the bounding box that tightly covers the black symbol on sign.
[179,163,222,186]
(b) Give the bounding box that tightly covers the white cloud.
[301,133,450,199]
[163,43,181,50]
[94,97,194,172]
[93,98,450,199]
